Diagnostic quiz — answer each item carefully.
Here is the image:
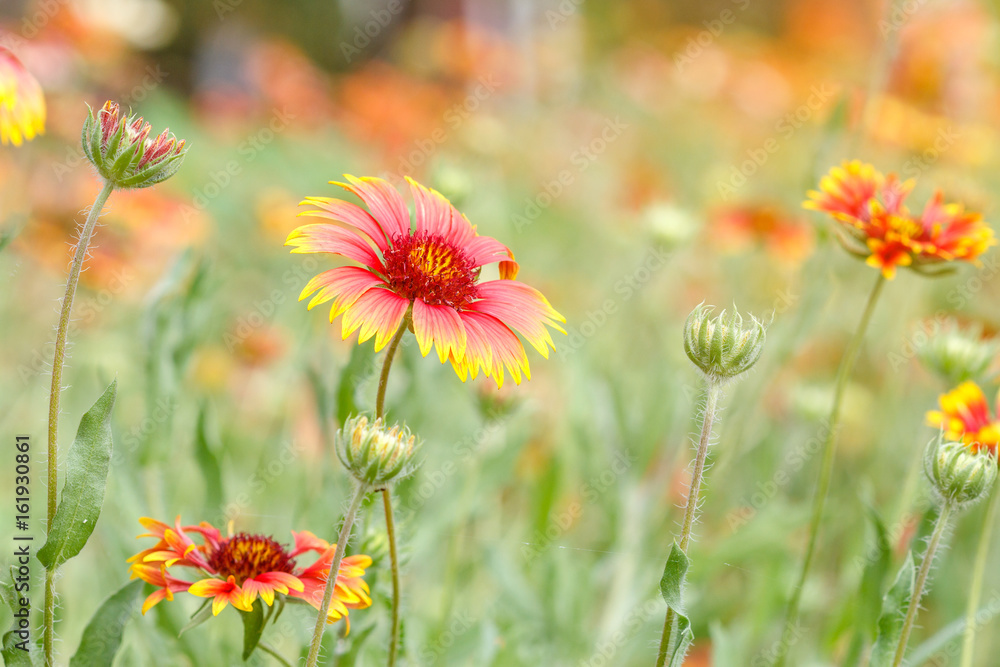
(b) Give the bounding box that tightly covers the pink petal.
[299,266,385,319]
[406,177,475,245]
[470,281,565,357]
[298,197,391,252]
[454,311,530,387]
[412,298,467,363]
[463,235,516,270]
[341,289,410,351]
[334,175,411,239]
[286,224,385,270]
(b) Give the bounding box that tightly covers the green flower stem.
[777,273,886,666]
[305,482,370,667]
[375,314,409,667]
[960,481,1000,667]
[44,179,114,667]
[894,501,955,667]
[655,380,722,667]
[258,641,293,667]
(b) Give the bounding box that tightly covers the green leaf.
[178,600,213,636]
[37,380,117,570]
[870,551,916,667]
[193,405,224,512]
[69,580,142,667]
[2,567,37,666]
[336,344,375,424]
[239,599,265,661]
[843,503,893,666]
[659,542,694,665]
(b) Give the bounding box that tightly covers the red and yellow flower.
[128,517,371,628]
[0,47,45,146]
[286,175,565,387]
[805,160,994,279]
[926,381,1000,455]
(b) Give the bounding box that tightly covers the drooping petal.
[290,530,329,557]
[471,280,566,357]
[242,572,303,606]
[334,175,412,238]
[298,266,385,318]
[412,298,467,363]
[341,288,410,351]
[298,196,391,252]
[285,223,385,270]
[452,311,530,387]
[189,576,251,615]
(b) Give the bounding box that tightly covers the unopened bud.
[336,415,421,488]
[924,438,997,508]
[683,303,766,383]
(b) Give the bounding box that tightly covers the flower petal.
[406,177,475,246]
[334,175,411,238]
[470,280,566,357]
[299,266,385,319]
[412,298,467,363]
[298,196,391,251]
[453,311,530,387]
[341,289,410,351]
[285,223,384,269]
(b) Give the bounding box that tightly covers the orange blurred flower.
[713,204,814,264]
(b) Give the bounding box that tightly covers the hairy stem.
[655,380,722,667]
[893,501,954,667]
[44,179,114,667]
[305,483,369,667]
[960,482,1000,667]
[777,273,885,666]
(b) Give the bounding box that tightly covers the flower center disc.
[383,233,478,307]
[208,533,295,583]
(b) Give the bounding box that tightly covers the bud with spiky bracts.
[82,101,187,189]
[924,437,997,508]
[918,321,997,385]
[336,415,421,488]
[683,304,766,383]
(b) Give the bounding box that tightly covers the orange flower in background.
[805,161,994,279]
[128,517,372,628]
[926,381,1000,455]
[287,175,565,387]
[713,204,814,264]
[0,46,45,146]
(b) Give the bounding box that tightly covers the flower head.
[683,304,766,383]
[286,175,565,387]
[0,47,45,146]
[924,437,997,507]
[805,160,994,279]
[82,101,187,189]
[926,381,1000,455]
[918,321,997,385]
[337,415,421,487]
[128,517,371,629]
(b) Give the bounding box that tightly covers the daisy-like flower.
[805,160,994,279]
[286,175,565,387]
[128,517,372,628]
[926,381,1000,455]
[0,46,45,146]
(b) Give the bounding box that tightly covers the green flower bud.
[918,321,996,385]
[683,303,766,383]
[336,415,421,488]
[82,101,187,189]
[924,438,997,508]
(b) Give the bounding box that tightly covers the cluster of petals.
[927,381,1000,456]
[286,175,565,387]
[805,161,994,279]
[0,47,45,146]
[127,517,371,628]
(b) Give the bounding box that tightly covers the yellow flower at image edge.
[127,517,372,629]
[926,381,1000,455]
[805,161,995,279]
[286,175,566,388]
[0,46,45,146]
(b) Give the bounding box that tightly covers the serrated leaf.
[659,542,694,665]
[37,380,117,570]
[336,344,375,424]
[2,567,36,666]
[844,503,893,666]
[239,599,265,661]
[69,580,142,667]
[193,405,224,512]
[870,551,916,667]
[178,600,213,636]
